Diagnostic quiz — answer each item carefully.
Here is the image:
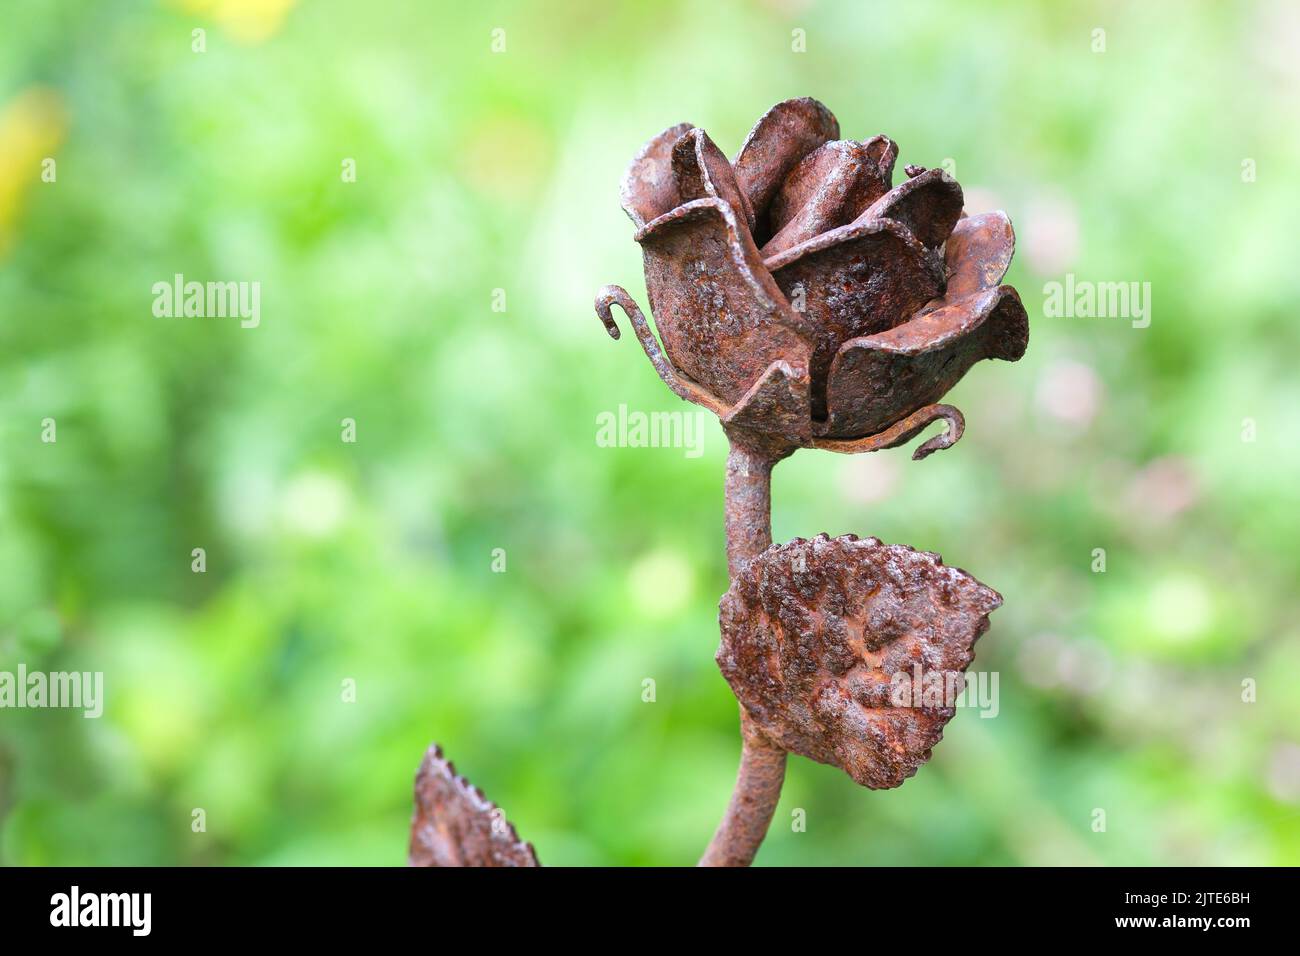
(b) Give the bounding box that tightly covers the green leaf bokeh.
[1,0,1298,865]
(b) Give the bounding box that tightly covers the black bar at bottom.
[0,866,1281,941]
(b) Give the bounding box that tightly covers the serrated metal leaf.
[717,534,1002,789]
[408,744,539,867]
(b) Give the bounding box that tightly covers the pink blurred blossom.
[1036,358,1102,429]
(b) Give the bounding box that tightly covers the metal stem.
[722,435,777,578]
[700,434,788,867]
[699,709,788,867]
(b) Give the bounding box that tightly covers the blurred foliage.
[1,0,1298,866]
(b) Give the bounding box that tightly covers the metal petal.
[619,121,694,228]
[732,97,839,233]
[722,359,812,450]
[761,136,898,259]
[636,197,811,406]
[822,285,1029,437]
[672,127,756,233]
[855,167,963,247]
[408,744,539,867]
[941,210,1015,300]
[717,534,1002,789]
[764,218,943,420]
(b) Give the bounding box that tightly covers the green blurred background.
[2,0,1298,866]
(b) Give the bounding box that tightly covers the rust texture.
[408,744,539,867]
[404,98,1024,869]
[698,709,787,868]
[599,96,1029,457]
[723,438,781,579]
[717,535,1002,789]
[812,402,964,461]
[761,135,897,259]
[581,97,1025,866]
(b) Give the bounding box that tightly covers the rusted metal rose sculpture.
[409,97,1025,868]
[599,97,1025,868]
[597,95,1027,460]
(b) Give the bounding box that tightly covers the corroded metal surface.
[812,403,964,461]
[721,361,811,452]
[598,97,1030,456]
[698,709,787,868]
[732,97,839,234]
[823,286,1028,437]
[761,136,897,258]
[619,121,695,228]
[636,198,811,409]
[595,283,727,416]
[674,127,756,232]
[765,218,943,421]
[717,535,1002,789]
[855,166,964,248]
[408,744,539,867]
[722,439,784,581]
[594,98,1024,867]
[940,211,1016,300]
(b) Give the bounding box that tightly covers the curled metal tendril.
[812,403,964,460]
[595,285,726,416]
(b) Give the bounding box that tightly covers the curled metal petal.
[764,218,943,421]
[717,535,1002,789]
[855,166,963,247]
[812,403,964,460]
[761,137,897,258]
[619,121,694,228]
[594,284,728,415]
[732,97,839,232]
[823,285,1029,438]
[939,210,1016,300]
[409,744,539,867]
[635,197,812,406]
[672,127,756,233]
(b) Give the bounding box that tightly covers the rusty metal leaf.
[717,534,1001,789]
[408,744,539,867]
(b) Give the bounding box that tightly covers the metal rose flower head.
[596,97,1028,458]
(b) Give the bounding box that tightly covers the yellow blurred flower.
[169,0,298,44]
[0,88,67,259]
